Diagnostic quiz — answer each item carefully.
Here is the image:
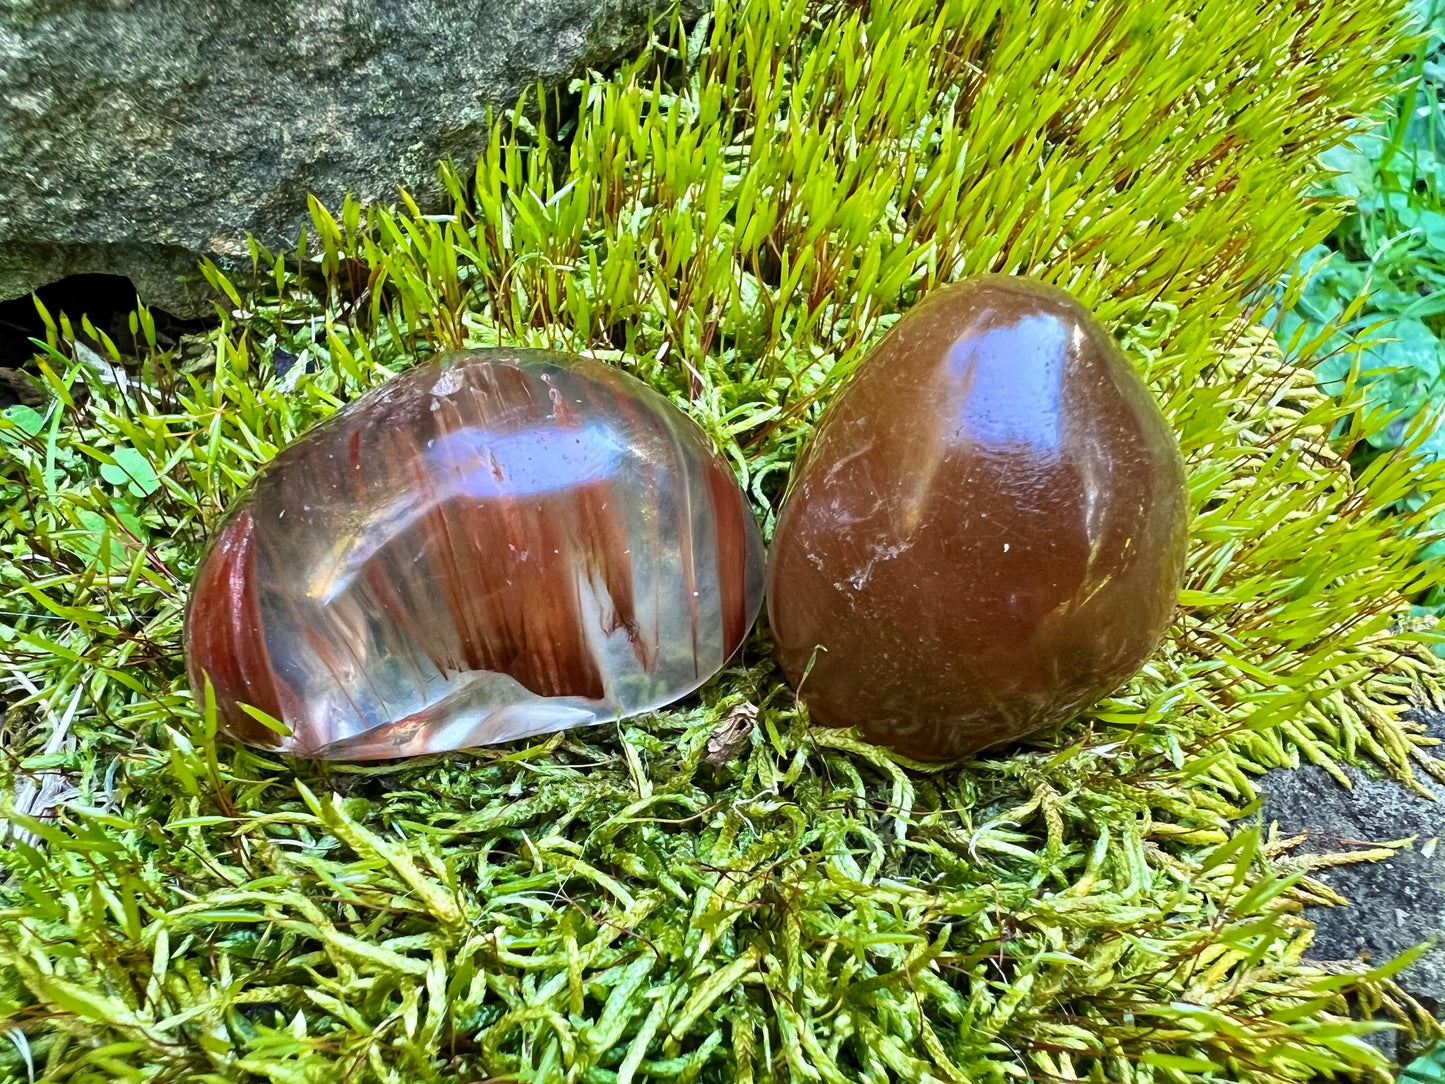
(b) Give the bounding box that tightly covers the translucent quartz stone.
[185,349,765,760]
[767,277,1188,761]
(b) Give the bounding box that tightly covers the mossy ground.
[3,1,1445,1081]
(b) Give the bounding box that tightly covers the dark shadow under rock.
[0,274,213,383]
[1261,711,1445,1063]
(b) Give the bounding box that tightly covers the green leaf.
[0,403,45,442]
[1319,136,1382,201]
[1402,1044,1445,1084]
[1387,195,1445,250]
[100,446,161,497]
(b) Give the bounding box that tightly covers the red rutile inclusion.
[185,349,765,760]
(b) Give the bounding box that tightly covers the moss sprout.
[2,0,1443,1080]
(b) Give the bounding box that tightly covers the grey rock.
[1262,713,1445,1059]
[0,0,697,316]
[0,366,45,407]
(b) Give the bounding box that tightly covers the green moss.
[2,0,1444,1080]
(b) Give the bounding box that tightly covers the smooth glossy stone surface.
[185,349,764,760]
[767,276,1188,761]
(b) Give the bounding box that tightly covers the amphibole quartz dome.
[767,276,1189,761]
[185,349,765,759]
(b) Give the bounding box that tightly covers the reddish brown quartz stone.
[185,349,764,760]
[766,276,1188,761]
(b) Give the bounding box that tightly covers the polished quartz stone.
[767,276,1188,761]
[185,349,765,760]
